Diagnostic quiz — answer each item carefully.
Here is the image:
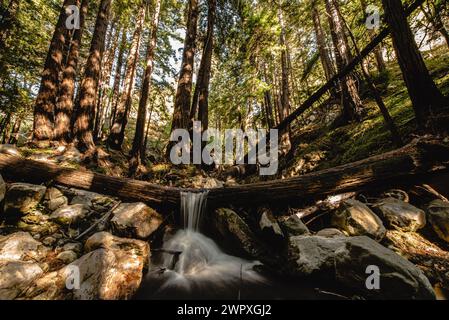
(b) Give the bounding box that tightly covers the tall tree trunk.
[382,0,447,130]
[73,0,112,153]
[94,20,118,140]
[278,2,292,155]
[8,117,21,144]
[54,0,88,144]
[325,0,363,124]
[108,3,146,151]
[169,0,199,133]
[0,0,19,49]
[33,0,75,142]
[109,27,127,128]
[130,0,162,174]
[311,2,335,81]
[190,0,215,134]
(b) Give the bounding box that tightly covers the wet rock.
[50,204,90,225]
[0,260,44,299]
[111,203,163,239]
[259,209,284,242]
[3,183,46,215]
[287,235,435,299]
[279,214,310,237]
[335,237,435,299]
[44,187,68,211]
[427,200,449,243]
[0,174,5,202]
[0,232,48,262]
[23,232,149,300]
[373,198,426,232]
[316,228,346,238]
[331,199,386,241]
[56,251,78,264]
[212,208,266,260]
[0,144,21,157]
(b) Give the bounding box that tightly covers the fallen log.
[0,138,448,209]
[209,138,449,206]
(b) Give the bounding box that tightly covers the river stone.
[0,144,21,157]
[0,260,44,299]
[213,208,266,260]
[84,232,150,268]
[374,198,426,232]
[44,187,68,211]
[288,235,435,299]
[427,200,449,243]
[335,236,435,299]
[63,242,83,254]
[3,183,46,215]
[0,174,5,202]
[111,203,163,239]
[331,199,386,241]
[316,228,346,238]
[279,214,310,237]
[23,234,149,300]
[50,204,90,225]
[0,232,48,262]
[259,209,284,242]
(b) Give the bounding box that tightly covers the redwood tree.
[130,0,162,174]
[73,0,112,153]
[170,0,199,132]
[54,0,89,144]
[382,0,447,129]
[33,0,75,142]
[108,2,146,150]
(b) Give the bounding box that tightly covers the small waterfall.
[180,191,209,231]
[136,191,270,299]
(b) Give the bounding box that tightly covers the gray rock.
[288,235,345,276]
[0,174,5,203]
[0,144,21,157]
[279,214,310,237]
[259,209,284,241]
[213,208,267,260]
[50,204,90,225]
[316,228,346,238]
[0,232,48,262]
[23,233,149,300]
[335,237,435,299]
[332,199,386,241]
[427,200,449,243]
[0,260,43,299]
[287,235,435,299]
[374,198,426,232]
[111,203,163,239]
[56,251,78,264]
[44,187,68,211]
[3,183,46,215]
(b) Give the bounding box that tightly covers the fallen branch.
[75,201,122,241]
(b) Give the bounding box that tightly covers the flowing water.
[135,192,330,300]
[135,191,272,299]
